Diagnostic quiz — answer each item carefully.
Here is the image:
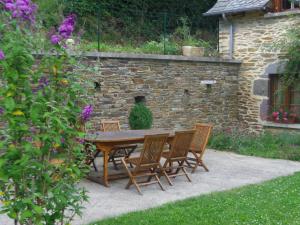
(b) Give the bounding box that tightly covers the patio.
[1,149,300,224]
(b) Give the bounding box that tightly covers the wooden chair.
[186,123,212,173]
[101,120,137,170]
[101,120,121,132]
[161,130,195,184]
[121,134,169,195]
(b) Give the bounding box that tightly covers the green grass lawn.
[91,172,300,225]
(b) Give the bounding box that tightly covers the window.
[269,75,300,123]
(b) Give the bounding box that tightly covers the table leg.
[102,150,110,187]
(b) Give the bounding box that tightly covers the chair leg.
[175,160,192,182]
[147,168,154,182]
[169,161,173,173]
[122,158,142,195]
[122,158,134,189]
[111,156,119,170]
[200,160,209,172]
[91,151,102,172]
[175,161,182,174]
[126,147,136,168]
[132,179,143,195]
[182,166,192,182]
[162,160,172,173]
[125,179,133,189]
[185,159,192,168]
[154,174,165,191]
[191,163,198,173]
[147,175,153,182]
[93,160,98,172]
[191,152,199,173]
[160,162,173,186]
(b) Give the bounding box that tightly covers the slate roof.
[204,0,270,16]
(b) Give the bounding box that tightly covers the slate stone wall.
[81,53,241,132]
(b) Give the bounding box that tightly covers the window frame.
[269,75,299,123]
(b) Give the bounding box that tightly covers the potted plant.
[174,17,207,57]
[271,107,298,124]
[182,37,206,57]
[271,108,288,123]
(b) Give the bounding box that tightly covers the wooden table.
[85,129,174,187]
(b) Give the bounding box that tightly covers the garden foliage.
[0,1,92,224]
[129,103,153,130]
[209,129,300,161]
[282,27,300,86]
[34,0,218,49]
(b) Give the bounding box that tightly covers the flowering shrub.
[0,1,92,224]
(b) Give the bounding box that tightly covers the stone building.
[205,0,300,131]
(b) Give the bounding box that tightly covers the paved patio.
[1,150,300,225]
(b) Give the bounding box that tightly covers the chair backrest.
[101,120,121,132]
[169,130,195,159]
[139,134,169,166]
[190,123,213,157]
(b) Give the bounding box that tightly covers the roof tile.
[204,0,270,15]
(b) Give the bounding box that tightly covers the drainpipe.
[222,13,234,59]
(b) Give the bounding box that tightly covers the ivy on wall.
[282,27,300,86]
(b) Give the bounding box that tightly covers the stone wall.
[81,53,241,131]
[219,11,300,131]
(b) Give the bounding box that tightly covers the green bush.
[141,39,180,55]
[129,103,153,130]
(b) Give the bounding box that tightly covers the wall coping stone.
[264,9,300,18]
[262,121,300,130]
[82,52,242,64]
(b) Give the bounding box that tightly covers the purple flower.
[50,14,76,45]
[1,0,37,23]
[81,105,93,122]
[0,107,4,115]
[58,14,76,39]
[76,137,85,144]
[50,34,61,45]
[30,126,37,134]
[39,76,49,86]
[5,2,15,11]
[32,76,49,93]
[0,50,5,60]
